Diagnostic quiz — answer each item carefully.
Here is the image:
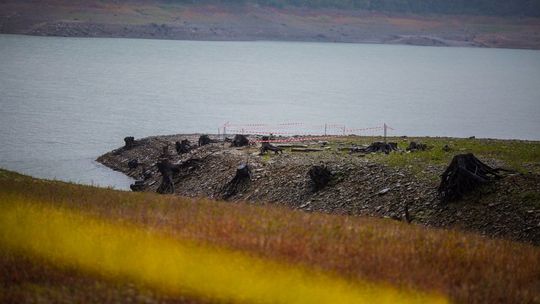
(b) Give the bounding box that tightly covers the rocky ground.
[2,1,540,49]
[97,134,540,245]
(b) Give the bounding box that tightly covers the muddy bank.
[98,134,540,245]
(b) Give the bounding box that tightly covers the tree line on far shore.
[163,0,540,17]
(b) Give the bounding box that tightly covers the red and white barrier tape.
[252,135,343,143]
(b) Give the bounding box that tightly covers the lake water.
[1,34,539,189]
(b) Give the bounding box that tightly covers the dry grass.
[1,169,539,303]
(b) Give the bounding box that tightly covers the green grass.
[326,136,540,180]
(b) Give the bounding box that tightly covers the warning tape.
[223,122,395,137]
[252,135,343,143]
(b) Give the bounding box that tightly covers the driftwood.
[124,137,136,149]
[221,163,251,199]
[351,142,398,154]
[437,153,505,203]
[231,134,250,147]
[291,148,323,152]
[276,144,308,149]
[407,142,428,152]
[308,165,332,192]
[175,139,192,154]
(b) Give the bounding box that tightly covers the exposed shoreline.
[97,133,540,245]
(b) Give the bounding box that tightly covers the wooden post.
[383,123,387,143]
[324,123,327,136]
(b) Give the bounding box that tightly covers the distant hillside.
[167,0,540,17]
[2,0,540,49]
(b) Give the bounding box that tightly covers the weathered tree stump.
[221,163,251,199]
[198,135,213,146]
[231,134,250,147]
[407,141,428,152]
[175,139,192,154]
[124,137,135,149]
[350,142,398,154]
[156,159,179,194]
[155,155,204,195]
[127,159,139,169]
[437,153,503,203]
[160,145,171,160]
[259,136,283,155]
[130,180,145,192]
[308,165,332,192]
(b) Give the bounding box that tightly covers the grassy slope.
[329,136,540,179]
[1,1,540,49]
[1,169,539,303]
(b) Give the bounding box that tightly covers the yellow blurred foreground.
[0,200,447,304]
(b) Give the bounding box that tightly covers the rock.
[378,188,390,195]
[299,201,311,209]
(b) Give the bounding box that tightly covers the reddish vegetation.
[1,170,538,303]
[1,0,540,49]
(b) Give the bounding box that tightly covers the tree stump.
[159,145,172,160]
[407,141,427,152]
[198,135,212,146]
[156,159,179,194]
[130,180,145,192]
[259,136,283,155]
[351,142,397,154]
[437,153,503,203]
[124,137,135,149]
[175,139,192,154]
[231,134,249,147]
[308,165,332,192]
[127,159,139,169]
[221,163,251,199]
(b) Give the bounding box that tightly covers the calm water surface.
[1,34,539,189]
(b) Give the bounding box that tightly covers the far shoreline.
[2,2,540,50]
